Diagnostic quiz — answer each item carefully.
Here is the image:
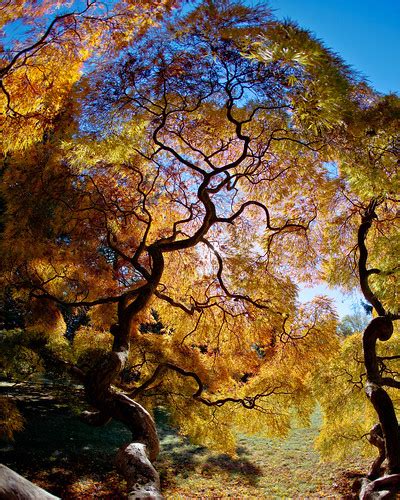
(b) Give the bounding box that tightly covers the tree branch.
[358,199,386,316]
[201,237,272,310]
[129,362,285,409]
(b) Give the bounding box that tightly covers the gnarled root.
[116,443,162,499]
[360,474,400,500]
[368,423,386,479]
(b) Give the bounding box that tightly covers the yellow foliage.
[0,397,25,441]
[315,331,400,461]
[123,293,339,453]
[25,298,67,342]
[73,326,113,358]
[88,303,118,331]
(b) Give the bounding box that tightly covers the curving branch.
[200,237,272,310]
[153,177,217,253]
[31,290,123,307]
[129,362,287,410]
[154,290,201,315]
[152,109,208,176]
[216,199,311,233]
[358,198,386,317]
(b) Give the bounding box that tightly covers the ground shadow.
[1,384,130,498]
[155,407,262,489]
[2,384,263,496]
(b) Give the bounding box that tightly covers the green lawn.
[157,410,369,498]
[1,384,370,498]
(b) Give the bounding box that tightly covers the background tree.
[316,91,400,496]
[337,302,371,337]
[1,0,359,494]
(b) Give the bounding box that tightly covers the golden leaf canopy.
[1,0,398,454]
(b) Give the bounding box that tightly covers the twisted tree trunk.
[363,317,400,475]
[82,340,162,497]
[358,201,400,499]
[81,278,163,497]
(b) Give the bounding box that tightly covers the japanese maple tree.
[1,0,361,494]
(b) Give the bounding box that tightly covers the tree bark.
[80,289,162,494]
[116,443,162,499]
[0,464,60,500]
[363,317,400,474]
[360,474,400,500]
[368,423,386,479]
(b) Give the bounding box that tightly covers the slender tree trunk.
[363,317,400,474]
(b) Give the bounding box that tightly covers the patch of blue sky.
[299,283,362,319]
[1,20,31,47]
[324,161,339,179]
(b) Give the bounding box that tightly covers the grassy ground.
[1,383,370,498]
[156,411,370,498]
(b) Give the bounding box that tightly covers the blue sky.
[268,0,400,94]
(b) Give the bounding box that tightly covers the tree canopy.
[0,0,177,152]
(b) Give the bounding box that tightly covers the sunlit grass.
[157,409,370,498]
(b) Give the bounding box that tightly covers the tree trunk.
[0,464,60,500]
[363,317,400,475]
[81,318,161,495]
